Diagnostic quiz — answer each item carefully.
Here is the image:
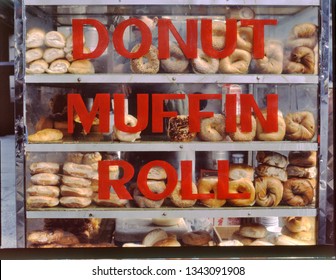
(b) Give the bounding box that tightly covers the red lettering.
[224,94,237,133]
[67,93,110,133]
[98,160,134,200]
[72,19,109,60]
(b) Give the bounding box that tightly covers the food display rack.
[14,0,332,252]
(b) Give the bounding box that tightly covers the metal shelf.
[25,74,319,85]
[26,207,318,219]
[25,141,318,152]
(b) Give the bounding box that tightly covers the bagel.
[147,166,167,181]
[30,173,60,186]
[161,43,189,73]
[191,48,219,74]
[227,178,255,206]
[27,185,60,198]
[253,40,283,74]
[285,111,315,141]
[237,26,253,53]
[228,115,256,141]
[284,216,313,233]
[167,115,197,142]
[255,176,284,207]
[288,151,317,167]
[133,181,166,208]
[29,162,60,174]
[169,181,197,208]
[219,49,251,74]
[256,151,288,169]
[286,23,318,49]
[198,114,226,141]
[27,196,59,208]
[255,164,288,182]
[211,20,227,50]
[256,110,286,141]
[286,165,317,179]
[284,46,315,74]
[283,178,315,206]
[26,59,49,74]
[92,193,128,207]
[229,164,254,181]
[112,114,141,142]
[130,44,159,74]
[197,176,226,208]
[182,230,212,246]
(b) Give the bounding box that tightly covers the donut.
[229,164,254,181]
[167,115,197,142]
[228,115,256,141]
[197,176,226,208]
[285,111,315,141]
[27,229,64,245]
[255,176,283,207]
[237,26,253,53]
[191,48,219,74]
[284,216,313,233]
[211,20,227,50]
[92,193,128,207]
[256,110,286,141]
[27,196,59,208]
[59,196,92,208]
[286,165,317,179]
[60,185,93,198]
[169,181,197,208]
[255,164,288,182]
[29,162,60,174]
[288,151,317,167]
[218,49,251,74]
[161,43,189,73]
[130,44,160,74]
[256,151,288,169]
[61,175,91,188]
[142,229,168,246]
[286,23,318,49]
[63,162,93,179]
[284,46,315,74]
[198,114,226,141]
[281,227,314,241]
[227,178,255,206]
[27,185,60,198]
[238,223,267,239]
[283,178,315,206]
[112,114,141,142]
[30,173,60,186]
[133,180,166,208]
[182,230,212,246]
[82,152,102,165]
[253,40,283,74]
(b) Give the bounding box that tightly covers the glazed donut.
[218,49,251,74]
[256,151,288,169]
[142,229,168,246]
[27,185,60,198]
[237,26,253,53]
[60,185,93,198]
[92,193,128,207]
[281,227,314,241]
[286,23,318,49]
[191,48,219,74]
[284,46,315,74]
[198,114,226,141]
[182,230,212,246]
[285,111,315,141]
[255,176,284,207]
[197,176,226,208]
[167,115,197,142]
[161,43,189,73]
[30,173,60,186]
[256,110,286,141]
[61,175,91,188]
[284,216,313,233]
[229,164,254,181]
[26,59,49,74]
[27,196,59,208]
[27,229,64,245]
[255,164,288,182]
[238,223,267,239]
[288,151,317,167]
[30,162,60,174]
[286,165,317,179]
[59,196,92,208]
[228,115,256,141]
[130,44,160,74]
[283,178,315,206]
[63,162,93,179]
[227,178,255,206]
[253,40,284,74]
[133,180,166,208]
[169,181,197,208]
[112,114,141,142]
[211,20,227,50]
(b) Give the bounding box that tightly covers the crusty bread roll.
[288,151,317,167]
[63,162,94,179]
[26,59,49,74]
[28,128,63,142]
[26,28,46,48]
[43,48,65,63]
[30,173,60,186]
[26,48,43,64]
[60,196,92,208]
[255,164,288,182]
[229,164,254,181]
[92,193,128,207]
[30,162,60,174]
[231,231,254,245]
[68,60,95,74]
[256,151,288,168]
[283,178,315,206]
[60,185,93,198]
[238,223,267,239]
[286,165,317,179]
[82,152,102,165]
[147,166,167,180]
[45,31,66,48]
[46,59,70,74]
[142,229,168,247]
[61,175,91,188]
[27,185,60,197]
[27,196,59,208]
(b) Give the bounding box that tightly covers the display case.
[14,0,334,255]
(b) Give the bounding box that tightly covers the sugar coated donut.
[219,49,251,74]
[197,176,226,208]
[284,216,313,233]
[112,114,141,142]
[227,178,255,206]
[191,48,219,74]
[285,111,315,141]
[199,114,226,141]
[133,180,166,208]
[228,115,256,141]
[237,26,253,53]
[130,44,160,74]
[255,176,283,207]
[284,46,315,74]
[170,181,197,208]
[253,40,283,74]
[256,110,286,141]
[161,43,189,73]
[283,178,315,206]
[182,230,212,246]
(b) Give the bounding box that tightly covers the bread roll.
[46,59,70,74]
[30,162,60,174]
[63,162,94,179]
[30,173,60,186]
[60,196,92,208]
[60,185,93,198]
[28,128,63,142]
[45,31,66,48]
[255,164,288,182]
[288,151,317,167]
[238,223,267,239]
[27,196,59,208]
[26,48,43,63]
[256,151,288,168]
[284,216,313,233]
[26,59,49,74]
[43,48,65,63]
[142,229,168,246]
[68,60,95,74]
[26,28,46,48]
[92,193,128,207]
[286,165,317,179]
[229,164,254,181]
[82,152,102,165]
[61,175,91,188]
[27,185,60,198]
[182,230,212,246]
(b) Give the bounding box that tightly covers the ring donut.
[285,111,315,141]
[227,178,255,206]
[255,176,283,207]
[112,114,141,142]
[182,230,212,246]
[284,46,315,74]
[133,181,166,208]
[130,44,160,74]
[197,176,226,208]
[170,181,197,208]
[228,115,256,141]
[283,178,315,206]
[219,49,251,74]
[198,114,226,141]
[191,48,219,74]
[237,26,253,53]
[256,110,286,141]
[161,43,189,73]
[284,216,313,233]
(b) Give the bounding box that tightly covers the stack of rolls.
[283,151,317,206]
[25,27,94,74]
[27,162,61,208]
[255,151,287,207]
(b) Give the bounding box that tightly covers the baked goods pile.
[26,28,95,74]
